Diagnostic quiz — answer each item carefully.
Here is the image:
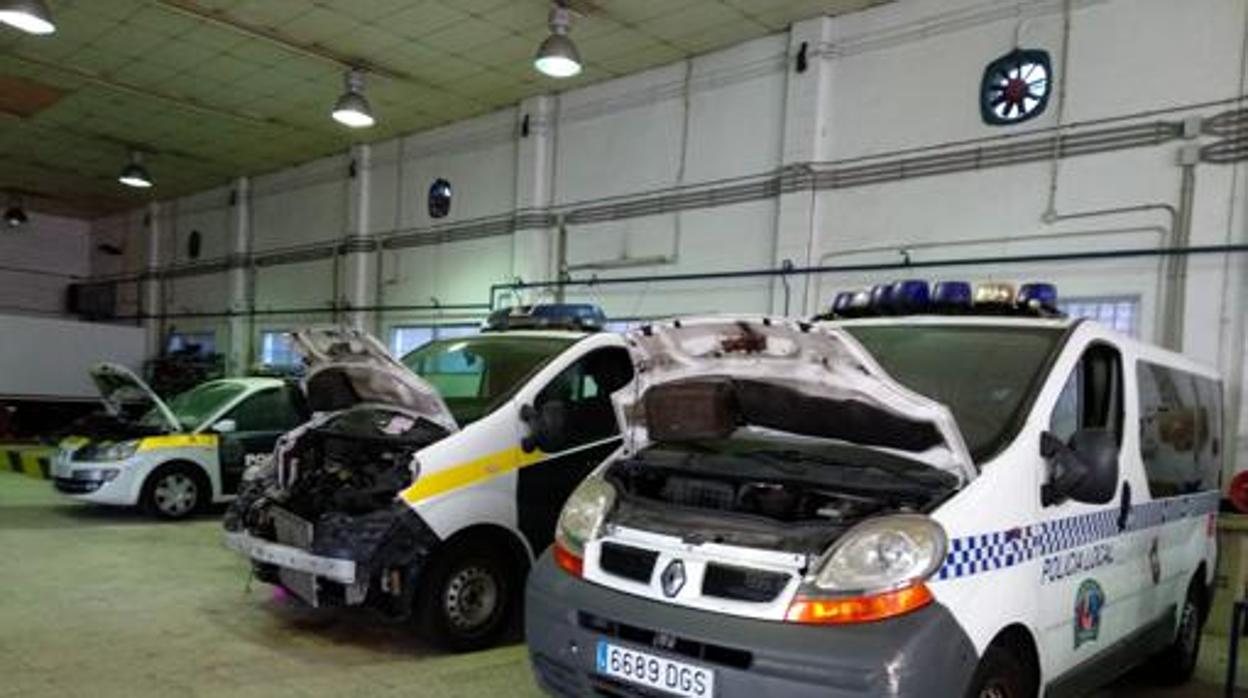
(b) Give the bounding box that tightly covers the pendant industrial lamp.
[4,193,28,228]
[0,0,56,35]
[331,68,376,128]
[118,151,153,189]
[534,3,582,78]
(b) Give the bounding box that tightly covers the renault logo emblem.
[660,560,686,598]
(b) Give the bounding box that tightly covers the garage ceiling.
[0,0,885,218]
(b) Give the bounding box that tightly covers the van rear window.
[846,325,1063,463]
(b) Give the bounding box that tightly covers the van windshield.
[845,324,1063,463]
[402,335,576,425]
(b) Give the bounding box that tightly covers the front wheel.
[1151,581,1204,685]
[141,464,206,520]
[965,645,1035,698]
[417,538,520,652]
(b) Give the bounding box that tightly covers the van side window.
[227,387,304,433]
[1137,361,1221,496]
[536,347,634,450]
[1048,343,1123,445]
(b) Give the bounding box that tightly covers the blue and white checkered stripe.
[936,490,1218,581]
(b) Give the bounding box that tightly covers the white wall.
[89,0,1248,471]
[0,212,90,316]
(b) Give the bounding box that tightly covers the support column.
[343,143,378,331]
[510,95,559,308]
[771,16,835,316]
[226,177,252,375]
[142,202,163,358]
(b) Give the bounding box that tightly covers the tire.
[1151,581,1204,686]
[417,537,520,653]
[965,645,1036,698]
[141,464,208,520]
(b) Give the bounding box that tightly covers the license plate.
[596,640,714,698]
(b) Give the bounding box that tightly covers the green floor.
[0,472,1238,697]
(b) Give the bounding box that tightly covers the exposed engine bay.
[225,407,450,587]
[603,441,957,555]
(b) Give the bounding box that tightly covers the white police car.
[224,305,636,651]
[52,364,308,519]
[525,283,1222,697]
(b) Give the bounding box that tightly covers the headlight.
[787,515,947,625]
[553,476,616,577]
[76,439,142,462]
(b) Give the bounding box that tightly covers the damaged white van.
[225,314,634,650]
[526,310,1221,697]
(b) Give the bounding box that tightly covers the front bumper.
[526,551,978,698]
[223,530,358,584]
[50,452,140,506]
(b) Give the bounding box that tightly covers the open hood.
[616,317,976,484]
[291,327,458,434]
[90,362,181,432]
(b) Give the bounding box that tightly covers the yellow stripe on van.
[138,434,219,452]
[400,445,546,504]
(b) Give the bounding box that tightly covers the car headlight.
[786,515,947,625]
[553,476,616,577]
[76,439,141,462]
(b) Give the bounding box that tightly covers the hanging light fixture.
[534,3,582,78]
[4,193,28,228]
[0,0,56,35]
[331,68,376,128]
[118,151,153,189]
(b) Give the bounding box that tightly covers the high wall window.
[259,331,299,367]
[1058,296,1140,337]
[1137,361,1222,497]
[389,324,480,358]
[167,331,216,356]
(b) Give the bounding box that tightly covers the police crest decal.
[1074,579,1105,649]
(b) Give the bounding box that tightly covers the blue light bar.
[832,291,855,316]
[869,283,894,313]
[1018,282,1059,314]
[932,281,973,312]
[889,279,930,314]
[483,303,607,332]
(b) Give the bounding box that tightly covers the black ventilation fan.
[980,49,1052,125]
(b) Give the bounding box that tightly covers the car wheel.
[142,464,206,520]
[1152,581,1204,686]
[418,538,519,652]
[965,645,1035,698]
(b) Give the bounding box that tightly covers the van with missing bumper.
[224,305,636,651]
[525,287,1222,697]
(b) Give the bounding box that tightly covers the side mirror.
[213,418,237,434]
[1040,429,1119,506]
[520,401,569,454]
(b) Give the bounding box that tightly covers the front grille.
[272,507,313,549]
[599,543,658,584]
[579,612,753,670]
[53,478,101,494]
[702,563,789,603]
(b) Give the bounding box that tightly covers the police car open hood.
[617,317,976,484]
[291,327,458,433]
[89,362,182,432]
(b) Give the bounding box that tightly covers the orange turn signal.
[553,541,584,578]
[784,583,933,625]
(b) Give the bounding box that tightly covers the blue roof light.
[869,283,894,313]
[889,279,930,314]
[832,291,855,316]
[932,281,972,312]
[1018,282,1059,314]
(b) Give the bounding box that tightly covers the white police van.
[224,305,637,650]
[52,364,308,519]
[525,282,1222,698]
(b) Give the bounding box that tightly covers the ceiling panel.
[0,0,890,218]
